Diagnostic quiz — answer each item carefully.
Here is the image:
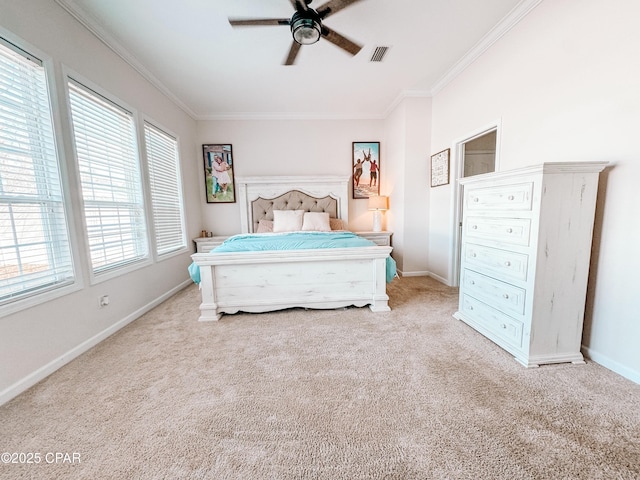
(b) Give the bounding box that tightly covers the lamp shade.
[368,195,388,211]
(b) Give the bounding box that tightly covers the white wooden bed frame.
[191,175,392,321]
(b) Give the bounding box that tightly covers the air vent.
[370,46,389,62]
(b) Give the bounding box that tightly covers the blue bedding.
[188,231,396,283]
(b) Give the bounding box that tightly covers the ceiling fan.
[229,0,364,65]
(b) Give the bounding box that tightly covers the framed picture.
[203,144,235,203]
[352,142,380,199]
[430,148,450,187]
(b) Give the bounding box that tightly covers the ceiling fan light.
[291,16,321,45]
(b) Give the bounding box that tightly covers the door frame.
[448,119,502,286]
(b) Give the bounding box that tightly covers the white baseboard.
[0,280,192,406]
[395,270,453,286]
[398,270,428,277]
[426,271,453,286]
[582,346,640,385]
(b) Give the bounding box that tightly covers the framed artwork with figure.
[203,144,235,203]
[352,141,380,199]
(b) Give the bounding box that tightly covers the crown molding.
[430,0,543,95]
[55,0,199,120]
[196,112,387,121]
[384,90,432,117]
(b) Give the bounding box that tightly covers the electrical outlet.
[99,295,110,307]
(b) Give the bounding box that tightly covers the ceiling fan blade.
[321,26,362,56]
[229,18,291,27]
[284,41,302,65]
[315,0,364,19]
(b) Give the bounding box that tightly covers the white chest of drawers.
[453,162,607,367]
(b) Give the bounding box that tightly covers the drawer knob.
[500,323,507,329]
[470,280,475,285]
[472,225,478,230]
[473,197,479,202]
[503,293,509,299]
[471,253,477,258]
[508,195,515,201]
[504,261,511,266]
[506,228,513,233]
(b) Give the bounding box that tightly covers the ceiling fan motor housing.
[291,10,322,45]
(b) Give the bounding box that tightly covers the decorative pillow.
[273,209,305,232]
[256,219,273,233]
[302,212,331,232]
[329,218,346,231]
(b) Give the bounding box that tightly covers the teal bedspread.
[188,231,396,284]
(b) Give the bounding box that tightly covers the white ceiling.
[56,0,538,119]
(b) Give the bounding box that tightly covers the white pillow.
[302,212,331,232]
[273,210,305,232]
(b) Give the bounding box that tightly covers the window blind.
[0,38,74,305]
[144,122,186,255]
[68,79,148,274]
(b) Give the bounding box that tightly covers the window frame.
[141,118,188,260]
[65,71,152,285]
[0,32,81,318]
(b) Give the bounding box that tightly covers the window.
[67,79,148,275]
[144,122,186,256]
[0,38,74,306]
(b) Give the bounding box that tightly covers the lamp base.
[372,211,383,232]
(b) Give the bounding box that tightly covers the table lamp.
[368,195,388,232]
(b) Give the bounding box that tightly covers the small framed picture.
[430,148,450,187]
[203,144,235,203]
[353,141,380,199]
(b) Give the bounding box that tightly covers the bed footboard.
[192,246,392,321]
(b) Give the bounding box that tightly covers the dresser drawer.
[465,216,531,247]
[460,295,524,349]
[463,243,529,283]
[462,269,526,316]
[466,182,533,211]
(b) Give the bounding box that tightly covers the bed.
[190,175,395,321]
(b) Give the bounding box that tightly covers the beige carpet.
[1,277,639,480]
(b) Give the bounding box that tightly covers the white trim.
[383,90,432,118]
[398,270,427,278]
[197,112,386,121]
[582,346,640,385]
[430,0,543,95]
[449,119,502,287]
[141,116,189,260]
[64,68,153,284]
[0,280,192,406]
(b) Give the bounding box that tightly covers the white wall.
[197,119,386,235]
[384,97,432,275]
[198,99,431,276]
[429,0,640,382]
[0,0,201,404]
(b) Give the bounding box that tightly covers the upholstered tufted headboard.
[251,190,338,233]
[236,176,350,233]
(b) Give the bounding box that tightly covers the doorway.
[450,124,500,286]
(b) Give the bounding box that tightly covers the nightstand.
[356,231,392,246]
[192,236,229,253]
